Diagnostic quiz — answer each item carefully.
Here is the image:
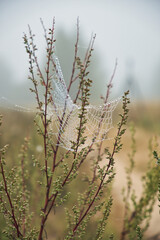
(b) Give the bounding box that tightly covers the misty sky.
[0,0,160,100]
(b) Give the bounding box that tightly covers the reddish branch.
[104,59,117,104]
[0,154,22,238]
[67,17,80,93]
[38,20,57,240]
[71,95,128,238]
[30,19,118,239]
[73,34,96,104]
[44,19,55,181]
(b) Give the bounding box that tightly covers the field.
[0,101,160,239]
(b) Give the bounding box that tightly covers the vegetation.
[0,19,159,240]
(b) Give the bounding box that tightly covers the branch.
[71,92,129,237]
[67,17,80,93]
[0,154,22,238]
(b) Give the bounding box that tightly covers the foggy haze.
[0,0,160,102]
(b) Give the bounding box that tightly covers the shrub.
[0,19,159,240]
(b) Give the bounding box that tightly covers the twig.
[73,34,96,104]
[0,154,22,238]
[67,17,80,93]
[71,93,129,237]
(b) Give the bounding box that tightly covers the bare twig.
[67,17,80,93]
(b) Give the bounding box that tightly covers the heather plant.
[0,118,37,239]
[121,125,160,240]
[0,19,159,240]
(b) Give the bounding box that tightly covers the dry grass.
[0,101,160,238]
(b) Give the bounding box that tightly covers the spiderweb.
[0,96,34,112]
[48,56,121,150]
[0,55,121,151]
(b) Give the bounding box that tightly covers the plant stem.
[0,154,23,238]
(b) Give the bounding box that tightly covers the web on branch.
[48,56,121,151]
[0,55,121,151]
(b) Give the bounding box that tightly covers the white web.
[51,55,75,112]
[0,96,35,112]
[0,55,121,151]
[48,98,120,150]
[48,55,121,150]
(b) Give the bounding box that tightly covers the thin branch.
[71,94,129,237]
[67,17,80,93]
[104,59,118,104]
[0,154,22,238]
[73,34,96,104]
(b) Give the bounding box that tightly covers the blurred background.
[0,0,160,103]
[0,0,160,239]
